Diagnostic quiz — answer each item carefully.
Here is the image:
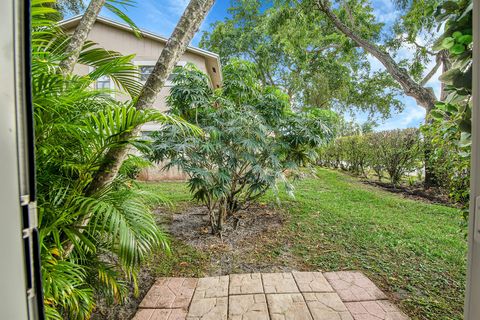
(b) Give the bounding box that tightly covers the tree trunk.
[316,0,440,187]
[64,0,215,257]
[217,203,225,234]
[315,0,438,112]
[59,0,106,75]
[439,50,451,101]
[86,0,215,195]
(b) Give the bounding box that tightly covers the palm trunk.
[86,0,215,194]
[59,0,106,75]
[63,0,216,257]
[316,0,437,112]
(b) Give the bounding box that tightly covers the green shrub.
[151,61,330,235]
[374,129,422,185]
[422,110,470,205]
[423,0,472,208]
[319,128,423,185]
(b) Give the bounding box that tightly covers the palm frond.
[104,0,142,37]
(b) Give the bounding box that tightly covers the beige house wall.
[71,21,212,114]
[63,17,222,181]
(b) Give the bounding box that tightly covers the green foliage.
[200,0,403,117]
[422,119,470,206]
[433,0,472,94]
[151,60,330,234]
[32,1,176,318]
[334,136,369,175]
[319,129,423,185]
[373,129,423,185]
[55,0,85,15]
[421,0,472,209]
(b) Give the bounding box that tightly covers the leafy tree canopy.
[200,0,404,118]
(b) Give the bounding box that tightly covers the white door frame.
[465,0,480,318]
[0,0,31,319]
[0,0,43,319]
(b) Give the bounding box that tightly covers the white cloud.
[367,54,384,72]
[375,11,397,24]
[372,0,398,24]
[376,100,426,131]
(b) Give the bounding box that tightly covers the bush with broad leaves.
[151,60,330,235]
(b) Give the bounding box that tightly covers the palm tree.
[87,0,216,194]
[31,1,189,318]
[33,0,215,317]
[59,0,140,75]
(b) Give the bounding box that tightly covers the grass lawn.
[141,168,466,320]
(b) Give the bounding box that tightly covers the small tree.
[376,129,423,185]
[318,128,423,185]
[151,61,329,235]
[365,133,385,181]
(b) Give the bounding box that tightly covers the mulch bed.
[361,179,457,206]
[166,204,303,275]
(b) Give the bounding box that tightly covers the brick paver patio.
[132,271,409,320]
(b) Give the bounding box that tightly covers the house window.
[89,66,114,94]
[167,73,175,84]
[139,66,155,82]
[95,75,111,90]
[135,61,186,86]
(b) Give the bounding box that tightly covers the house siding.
[65,19,220,181]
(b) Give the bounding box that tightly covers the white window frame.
[88,66,115,96]
[133,60,187,87]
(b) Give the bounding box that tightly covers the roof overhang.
[58,15,223,84]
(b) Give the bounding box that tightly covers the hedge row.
[318,128,423,185]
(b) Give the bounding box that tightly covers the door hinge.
[21,197,44,319]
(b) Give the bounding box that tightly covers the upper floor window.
[139,66,154,82]
[135,61,187,86]
[95,75,112,90]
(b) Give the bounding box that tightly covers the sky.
[94,0,442,131]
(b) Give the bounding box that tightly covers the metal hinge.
[22,204,37,237]
[21,197,41,309]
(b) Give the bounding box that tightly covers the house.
[59,16,222,180]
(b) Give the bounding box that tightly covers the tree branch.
[315,0,437,112]
[420,52,442,86]
[412,40,436,56]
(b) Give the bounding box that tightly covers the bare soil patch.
[91,265,156,320]
[163,203,306,275]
